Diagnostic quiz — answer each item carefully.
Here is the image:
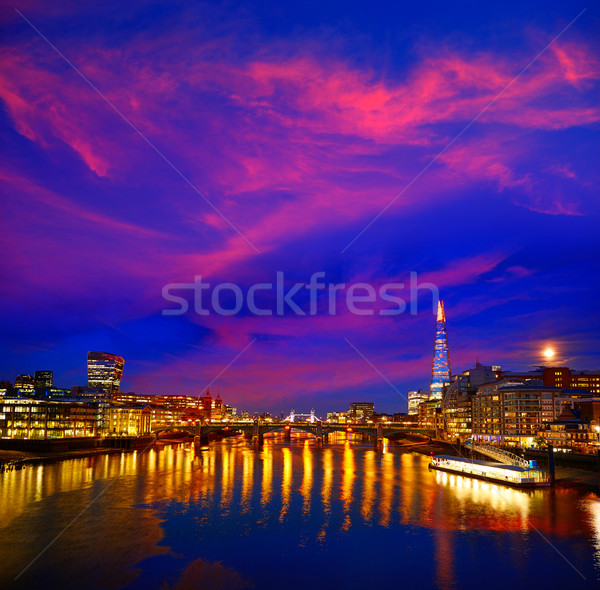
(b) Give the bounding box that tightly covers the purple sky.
[1,1,599,414]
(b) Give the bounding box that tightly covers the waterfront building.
[392,413,419,426]
[442,363,502,441]
[148,404,180,427]
[112,391,226,425]
[348,402,375,423]
[107,405,152,436]
[537,408,597,452]
[442,378,474,441]
[418,400,442,431]
[113,393,202,409]
[0,398,100,439]
[326,411,347,423]
[212,393,223,421]
[375,413,395,422]
[430,301,451,401]
[408,389,429,415]
[202,390,213,421]
[87,351,124,393]
[580,399,600,424]
[34,370,53,389]
[501,366,600,395]
[472,379,560,446]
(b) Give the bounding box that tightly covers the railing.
[470,442,530,468]
[431,456,547,485]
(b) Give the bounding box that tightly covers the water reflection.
[361,450,375,522]
[260,444,272,510]
[1,438,599,590]
[300,441,313,517]
[341,442,355,531]
[279,446,292,522]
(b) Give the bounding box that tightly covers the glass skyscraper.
[430,300,451,401]
[87,351,124,393]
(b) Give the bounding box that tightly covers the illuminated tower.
[430,301,451,401]
[87,351,124,393]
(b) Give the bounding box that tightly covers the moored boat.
[429,454,549,488]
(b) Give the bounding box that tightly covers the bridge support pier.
[194,434,209,449]
[375,423,384,451]
[193,421,209,447]
[284,426,291,442]
[315,422,324,447]
[252,420,263,446]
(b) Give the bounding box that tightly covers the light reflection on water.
[1,434,599,590]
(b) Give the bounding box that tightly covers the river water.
[1,435,599,589]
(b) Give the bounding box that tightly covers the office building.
[34,370,53,389]
[430,300,451,401]
[418,400,443,431]
[14,374,35,394]
[87,351,124,393]
[442,363,502,440]
[501,366,600,395]
[408,389,429,415]
[472,379,562,446]
[348,402,375,423]
[0,398,100,439]
[107,405,152,436]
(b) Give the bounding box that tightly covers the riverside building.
[470,379,588,447]
[442,363,502,441]
[408,389,429,415]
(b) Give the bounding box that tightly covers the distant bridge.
[153,420,435,447]
[284,410,318,423]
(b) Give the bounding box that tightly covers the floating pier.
[430,454,549,487]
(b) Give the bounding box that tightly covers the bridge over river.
[153,421,435,448]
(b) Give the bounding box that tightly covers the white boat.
[429,454,549,487]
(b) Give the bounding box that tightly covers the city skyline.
[2,4,600,588]
[1,1,599,414]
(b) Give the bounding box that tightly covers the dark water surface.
[1,435,599,589]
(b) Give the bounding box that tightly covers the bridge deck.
[153,422,434,439]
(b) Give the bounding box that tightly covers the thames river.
[1,435,599,589]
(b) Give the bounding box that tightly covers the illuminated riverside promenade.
[1,435,599,589]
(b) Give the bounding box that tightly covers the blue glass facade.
[430,301,451,401]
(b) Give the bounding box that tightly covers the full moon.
[543,348,555,359]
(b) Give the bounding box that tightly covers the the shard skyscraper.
[430,300,451,401]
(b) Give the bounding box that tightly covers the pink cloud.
[168,251,510,356]
[550,41,600,88]
[0,169,169,238]
[438,135,589,216]
[128,339,431,407]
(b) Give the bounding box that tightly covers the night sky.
[1,1,599,414]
